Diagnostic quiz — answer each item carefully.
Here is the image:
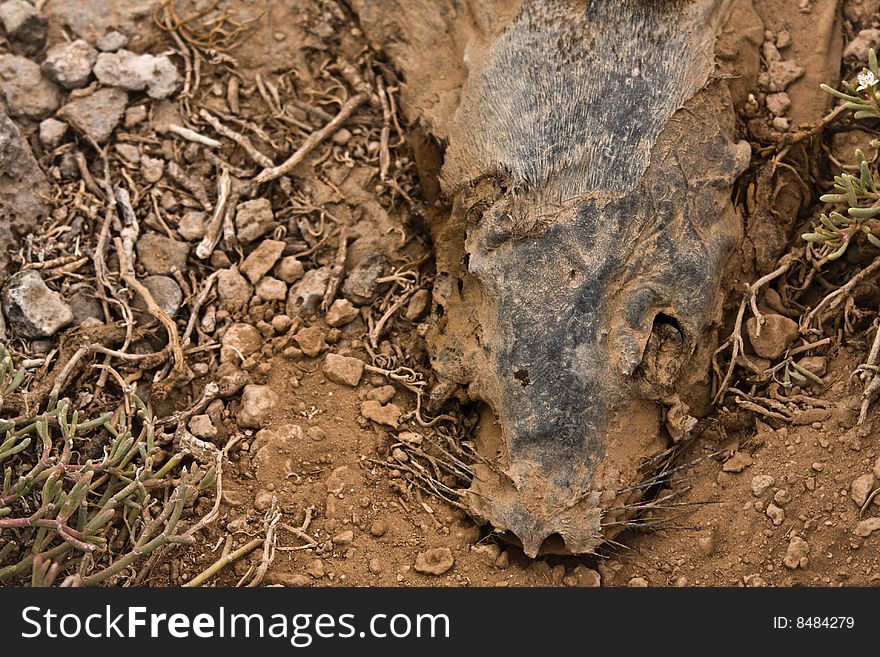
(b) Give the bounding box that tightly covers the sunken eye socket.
[636,313,687,385]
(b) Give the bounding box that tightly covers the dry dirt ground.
[3,0,880,588]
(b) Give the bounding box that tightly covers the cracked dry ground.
[3,0,880,588]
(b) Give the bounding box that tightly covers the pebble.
[366,385,395,404]
[494,551,510,569]
[332,128,352,145]
[96,30,129,52]
[745,314,798,360]
[370,519,388,537]
[114,142,140,164]
[2,271,73,338]
[267,572,310,587]
[57,87,128,144]
[772,116,790,132]
[306,426,325,441]
[698,531,715,556]
[767,60,804,91]
[275,256,305,284]
[773,489,792,507]
[627,577,649,587]
[325,466,353,495]
[332,530,354,546]
[134,275,182,317]
[563,565,601,587]
[177,211,208,241]
[305,558,325,579]
[235,198,276,243]
[783,536,809,569]
[751,474,775,496]
[93,49,180,99]
[343,253,389,305]
[361,400,402,429]
[41,39,97,89]
[136,233,189,275]
[811,462,825,472]
[140,155,164,183]
[287,266,331,316]
[854,517,880,537]
[124,104,147,128]
[404,288,430,322]
[322,353,365,387]
[237,384,279,429]
[240,239,285,284]
[765,502,785,526]
[38,118,67,150]
[851,473,876,507]
[217,266,253,312]
[188,414,217,440]
[368,557,382,574]
[414,548,454,576]
[293,325,326,357]
[325,298,360,327]
[796,356,827,377]
[0,0,46,55]
[722,451,753,473]
[270,314,292,334]
[765,92,791,117]
[844,28,880,63]
[254,490,273,512]
[255,276,287,302]
[221,323,262,363]
[0,54,60,119]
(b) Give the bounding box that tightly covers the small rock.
[783,536,809,569]
[177,211,208,241]
[361,400,402,429]
[134,275,182,317]
[722,451,753,473]
[96,30,128,52]
[873,457,880,481]
[0,0,46,55]
[137,233,189,275]
[765,502,785,526]
[762,41,781,64]
[332,128,352,145]
[93,49,180,99]
[140,155,164,183]
[851,473,876,507]
[751,474,775,496]
[811,462,825,472]
[791,407,833,426]
[267,572,310,587]
[306,426,325,441]
[772,116,790,132]
[563,565,601,587]
[796,356,827,377]
[254,491,273,512]
[2,271,73,338]
[114,142,140,164]
[124,104,147,128]
[287,266,331,317]
[746,314,798,360]
[41,39,97,89]
[322,353,364,387]
[58,87,128,144]
[773,489,792,507]
[237,384,278,429]
[366,385,395,404]
[275,256,305,284]
[293,325,326,357]
[325,298,359,327]
[765,92,791,117]
[370,519,388,537]
[368,557,382,574]
[0,54,60,119]
[776,29,791,49]
[38,118,67,150]
[234,198,276,243]
[414,547,454,576]
[188,414,217,440]
[221,323,262,363]
[240,239,285,284]
[305,558,325,579]
[343,253,389,305]
[325,465,354,495]
[767,60,804,91]
[495,551,510,569]
[627,577,649,587]
[698,531,715,556]
[217,266,253,312]
[844,28,880,63]
[67,289,103,325]
[255,277,287,302]
[854,517,880,537]
[333,530,354,546]
[270,314,292,334]
[405,289,430,322]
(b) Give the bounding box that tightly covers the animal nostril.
[514,369,531,386]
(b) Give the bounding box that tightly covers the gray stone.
[234,198,276,243]
[58,87,128,144]
[405,288,430,322]
[134,275,182,317]
[93,49,180,99]
[844,28,880,64]
[217,266,253,312]
[240,239,285,284]
[0,54,60,119]
[38,118,68,150]
[41,39,97,89]
[0,0,46,55]
[2,271,73,338]
[767,60,804,91]
[188,414,217,440]
[67,289,103,325]
[343,253,389,305]
[177,211,208,241]
[113,142,139,164]
[286,266,330,317]
[237,384,278,429]
[96,30,128,52]
[136,233,189,275]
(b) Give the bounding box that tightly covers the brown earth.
[3,0,880,588]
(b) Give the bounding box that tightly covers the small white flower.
[857,69,878,91]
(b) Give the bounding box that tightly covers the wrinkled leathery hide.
[354,0,753,556]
